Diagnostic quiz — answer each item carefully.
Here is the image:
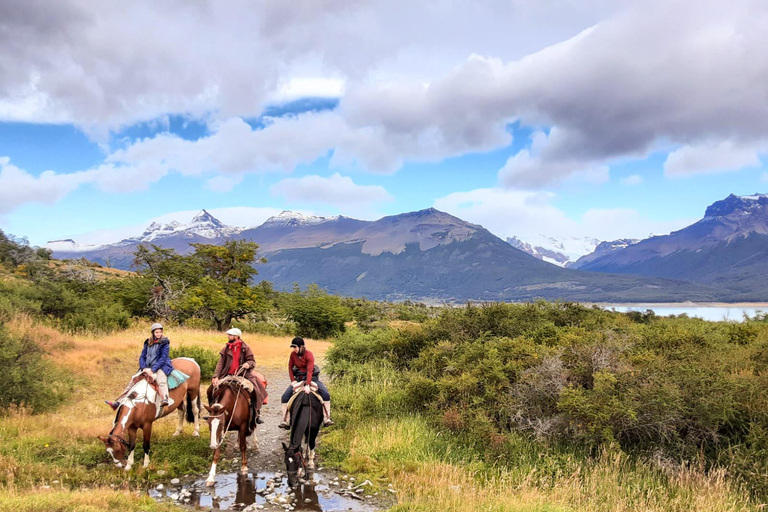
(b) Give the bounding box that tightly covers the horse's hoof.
[172,431,181,437]
[240,466,248,475]
[206,479,215,487]
[124,465,131,472]
[193,431,200,438]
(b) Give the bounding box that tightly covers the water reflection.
[150,469,378,511]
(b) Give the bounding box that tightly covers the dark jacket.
[139,337,174,376]
[214,341,256,379]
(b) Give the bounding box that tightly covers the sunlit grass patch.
[0,488,180,512]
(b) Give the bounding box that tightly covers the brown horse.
[98,358,201,470]
[203,376,264,486]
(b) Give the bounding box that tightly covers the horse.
[203,375,265,486]
[98,358,201,471]
[282,388,324,487]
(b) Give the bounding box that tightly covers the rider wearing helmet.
[278,336,334,429]
[106,323,172,410]
[210,328,266,425]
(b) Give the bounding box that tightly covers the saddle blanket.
[168,369,189,389]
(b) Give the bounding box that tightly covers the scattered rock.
[170,478,180,485]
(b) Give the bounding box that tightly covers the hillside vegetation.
[324,303,768,511]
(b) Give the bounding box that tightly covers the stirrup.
[323,419,335,426]
[278,421,290,430]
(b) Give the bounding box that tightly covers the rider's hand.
[142,368,152,376]
[211,377,219,386]
[240,363,249,370]
[291,380,299,387]
[303,385,311,394]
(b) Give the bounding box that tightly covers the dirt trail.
[150,368,391,511]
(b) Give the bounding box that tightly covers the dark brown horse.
[203,375,265,486]
[98,358,201,470]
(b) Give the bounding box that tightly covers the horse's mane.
[212,376,253,402]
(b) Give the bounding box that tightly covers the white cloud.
[433,187,694,243]
[620,174,643,186]
[663,140,763,177]
[270,173,393,207]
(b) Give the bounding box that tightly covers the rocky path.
[150,369,392,511]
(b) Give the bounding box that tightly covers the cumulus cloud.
[0,0,616,132]
[0,157,166,214]
[270,173,393,207]
[664,141,763,177]
[434,187,694,243]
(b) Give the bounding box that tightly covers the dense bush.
[327,302,768,498]
[0,325,71,413]
[281,284,352,339]
[169,344,219,379]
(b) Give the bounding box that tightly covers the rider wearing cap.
[106,323,172,409]
[210,328,266,425]
[278,336,334,429]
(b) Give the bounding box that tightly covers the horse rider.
[210,328,266,425]
[106,322,172,410]
[278,336,334,429]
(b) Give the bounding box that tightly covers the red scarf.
[228,340,243,375]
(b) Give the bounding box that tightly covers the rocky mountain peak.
[704,193,768,219]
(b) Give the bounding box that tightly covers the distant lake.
[604,304,767,322]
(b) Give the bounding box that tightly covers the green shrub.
[281,284,352,339]
[0,324,72,413]
[169,344,219,379]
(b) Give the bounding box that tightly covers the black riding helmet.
[290,337,305,348]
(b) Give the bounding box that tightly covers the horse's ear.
[97,435,108,443]
[203,404,212,413]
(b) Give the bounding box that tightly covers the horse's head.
[202,403,229,449]
[98,434,130,467]
[282,442,305,486]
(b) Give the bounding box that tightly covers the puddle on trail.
[149,470,382,511]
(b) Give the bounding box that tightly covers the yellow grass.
[0,488,178,512]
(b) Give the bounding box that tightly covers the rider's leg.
[106,374,140,409]
[156,370,170,406]
[278,385,293,429]
[315,381,334,426]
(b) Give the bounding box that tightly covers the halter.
[287,445,307,479]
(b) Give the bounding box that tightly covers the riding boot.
[278,403,290,429]
[322,401,334,426]
[250,391,264,424]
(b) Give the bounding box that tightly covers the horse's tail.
[186,392,195,423]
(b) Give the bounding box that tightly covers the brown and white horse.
[98,358,201,470]
[203,376,265,486]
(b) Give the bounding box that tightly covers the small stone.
[156,484,164,490]
[157,470,167,476]
[170,478,180,485]
[305,498,312,503]
[52,480,59,484]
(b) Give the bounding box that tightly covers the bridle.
[210,368,247,449]
[287,446,307,480]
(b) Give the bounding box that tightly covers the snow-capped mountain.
[507,235,601,267]
[260,211,339,228]
[125,210,242,243]
[44,239,101,253]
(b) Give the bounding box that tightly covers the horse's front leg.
[124,428,138,471]
[307,428,318,470]
[206,446,221,486]
[239,426,248,475]
[142,423,153,468]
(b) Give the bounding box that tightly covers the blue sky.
[1,1,767,248]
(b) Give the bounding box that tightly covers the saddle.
[286,381,323,426]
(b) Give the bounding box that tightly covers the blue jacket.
[139,337,174,376]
